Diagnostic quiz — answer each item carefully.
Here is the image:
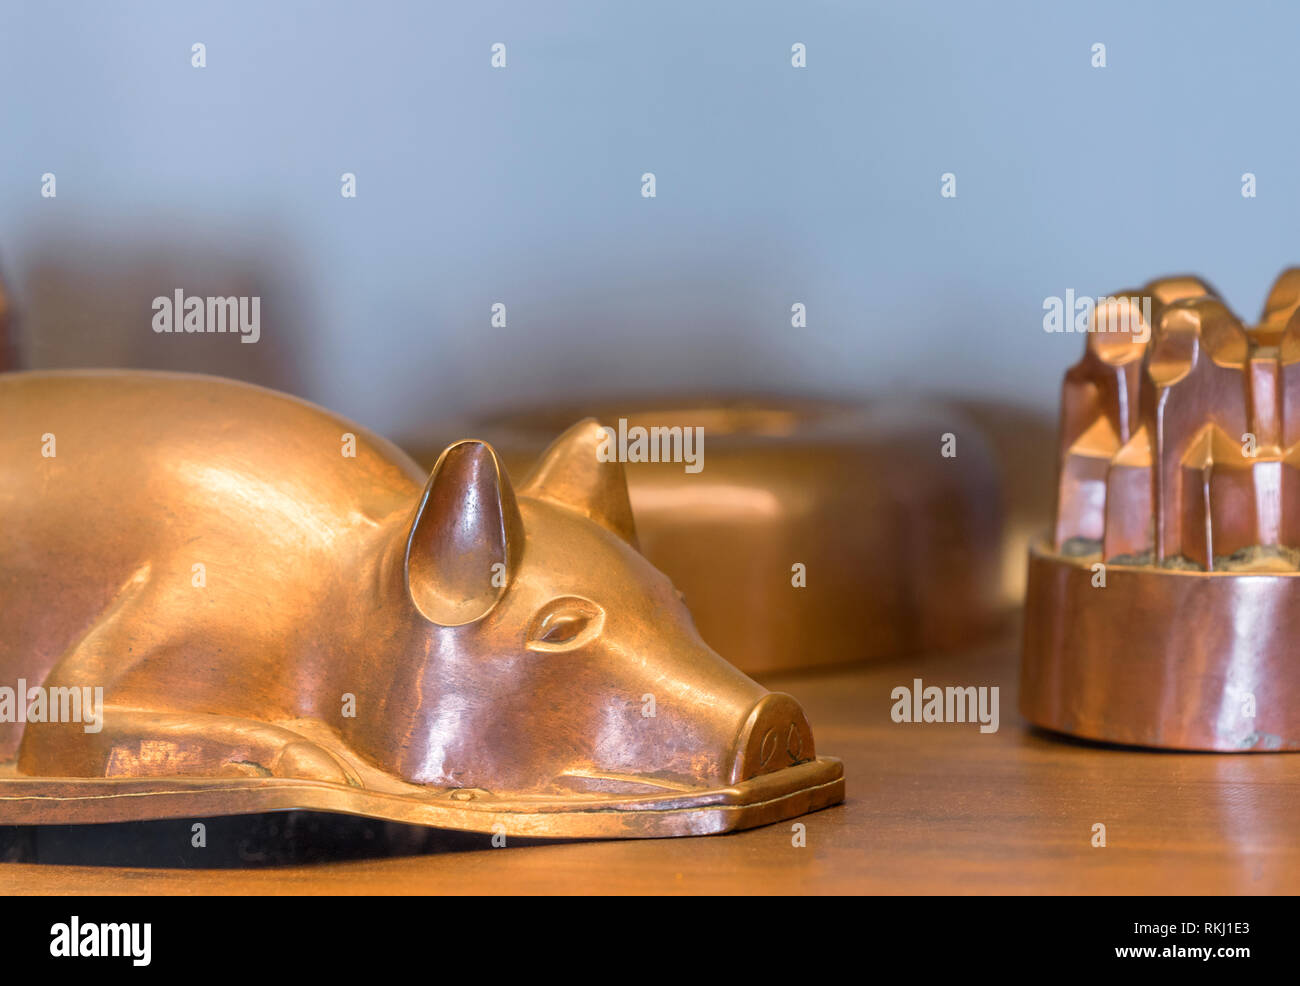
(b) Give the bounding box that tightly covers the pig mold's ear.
[519,418,639,548]
[405,440,524,626]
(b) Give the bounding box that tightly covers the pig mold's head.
[363,419,818,797]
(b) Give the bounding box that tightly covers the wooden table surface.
[3,623,1297,894]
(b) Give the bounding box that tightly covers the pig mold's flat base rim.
[0,757,844,839]
[1021,540,1300,752]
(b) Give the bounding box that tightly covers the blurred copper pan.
[0,267,16,371]
[408,397,1005,674]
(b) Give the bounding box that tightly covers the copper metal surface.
[1022,270,1300,751]
[411,398,1004,674]
[0,370,843,836]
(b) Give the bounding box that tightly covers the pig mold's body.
[0,371,420,767]
[0,370,845,837]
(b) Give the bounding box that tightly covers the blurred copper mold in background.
[0,371,842,837]
[1022,270,1300,751]
[410,397,1005,675]
[0,267,16,371]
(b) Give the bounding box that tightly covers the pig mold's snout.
[726,692,816,785]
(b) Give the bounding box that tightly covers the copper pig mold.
[0,370,844,837]
[1022,270,1300,752]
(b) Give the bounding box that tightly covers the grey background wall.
[2,0,1297,443]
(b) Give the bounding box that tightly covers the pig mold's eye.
[526,596,605,652]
